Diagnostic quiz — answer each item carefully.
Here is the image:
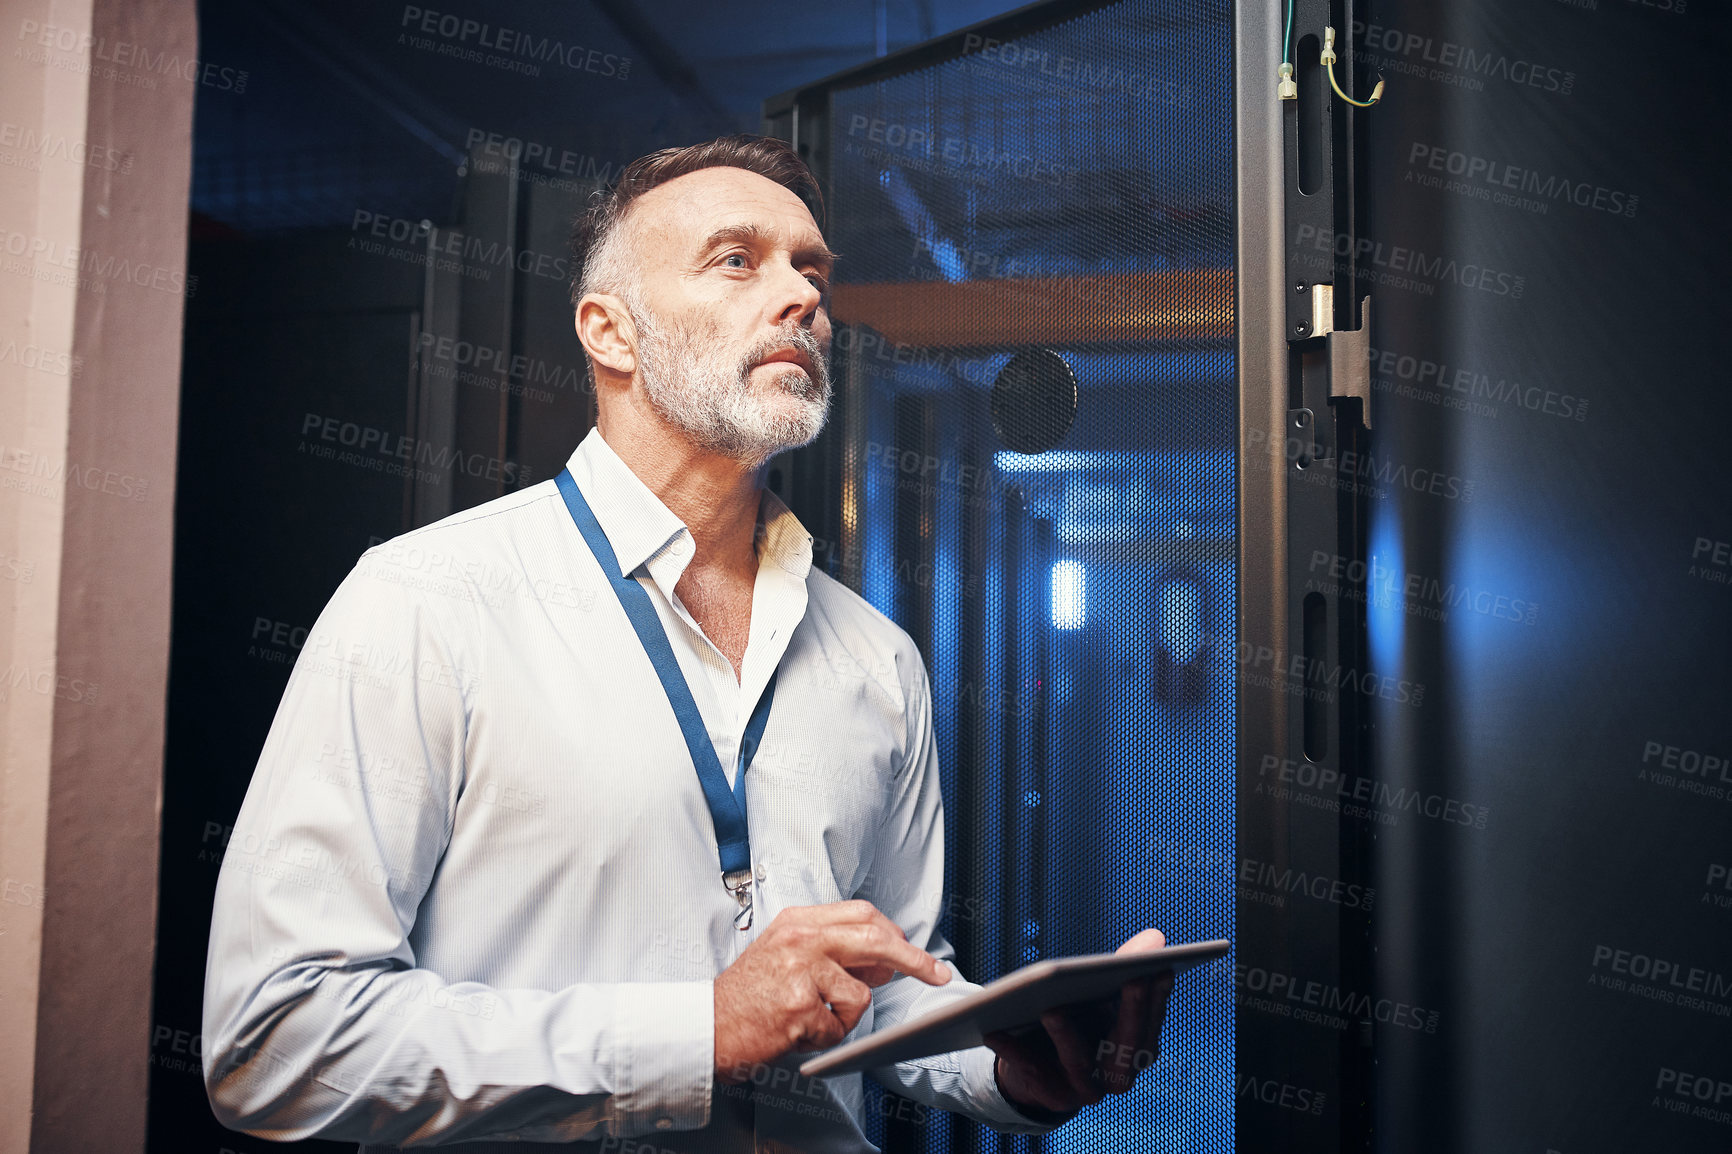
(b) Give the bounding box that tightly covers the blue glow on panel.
[995,450,1138,474]
[1159,578,1205,663]
[827,0,1236,1146]
[881,168,967,282]
[1368,511,1405,674]
[1052,560,1086,630]
[958,349,1234,392]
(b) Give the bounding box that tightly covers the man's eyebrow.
[697,223,838,271]
[798,243,839,275]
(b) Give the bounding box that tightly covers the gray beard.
[634,306,832,468]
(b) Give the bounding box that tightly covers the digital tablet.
[798,939,1231,1078]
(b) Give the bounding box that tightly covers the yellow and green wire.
[1281,0,1385,108]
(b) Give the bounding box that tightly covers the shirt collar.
[562,427,814,582]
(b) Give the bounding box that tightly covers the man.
[203,135,1171,1152]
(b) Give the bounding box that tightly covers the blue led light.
[1052,560,1086,630]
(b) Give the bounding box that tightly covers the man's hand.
[983,928,1174,1119]
[713,900,951,1083]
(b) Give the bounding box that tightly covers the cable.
[1322,26,1385,107]
[1277,0,1297,99]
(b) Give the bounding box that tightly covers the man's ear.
[575,293,637,379]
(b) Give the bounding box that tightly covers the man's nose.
[774,266,823,327]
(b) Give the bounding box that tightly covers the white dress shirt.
[202,427,1060,1152]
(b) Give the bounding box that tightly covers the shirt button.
[655,1117,673,1130]
[754,864,766,882]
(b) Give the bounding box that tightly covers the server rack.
[768,2,1269,1149]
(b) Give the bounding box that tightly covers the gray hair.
[568,133,823,309]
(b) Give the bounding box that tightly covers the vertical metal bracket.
[1311,281,1335,337]
[1328,295,1372,430]
[1276,2,1376,1146]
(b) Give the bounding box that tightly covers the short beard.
[632,303,832,469]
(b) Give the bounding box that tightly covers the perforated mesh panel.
[822,1,1235,1149]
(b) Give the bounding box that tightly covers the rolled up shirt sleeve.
[856,654,1072,1136]
[201,552,714,1146]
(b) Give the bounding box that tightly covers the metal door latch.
[1316,287,1373,430]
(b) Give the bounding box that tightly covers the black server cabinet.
[765,2,1265,1148]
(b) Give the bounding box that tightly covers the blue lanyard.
[556,468,777,924]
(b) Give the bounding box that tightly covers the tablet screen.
[800,939,1231,1079]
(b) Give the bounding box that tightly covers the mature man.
[203,135,1171,1152]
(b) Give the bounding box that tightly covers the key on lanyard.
[724,868,754,932]
[555,468,777,936]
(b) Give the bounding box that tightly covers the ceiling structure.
[190,0,1013,233]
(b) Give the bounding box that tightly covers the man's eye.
[807,274,830,293]
[723,253,749,269]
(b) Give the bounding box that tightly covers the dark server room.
[1,1,1726,1151]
